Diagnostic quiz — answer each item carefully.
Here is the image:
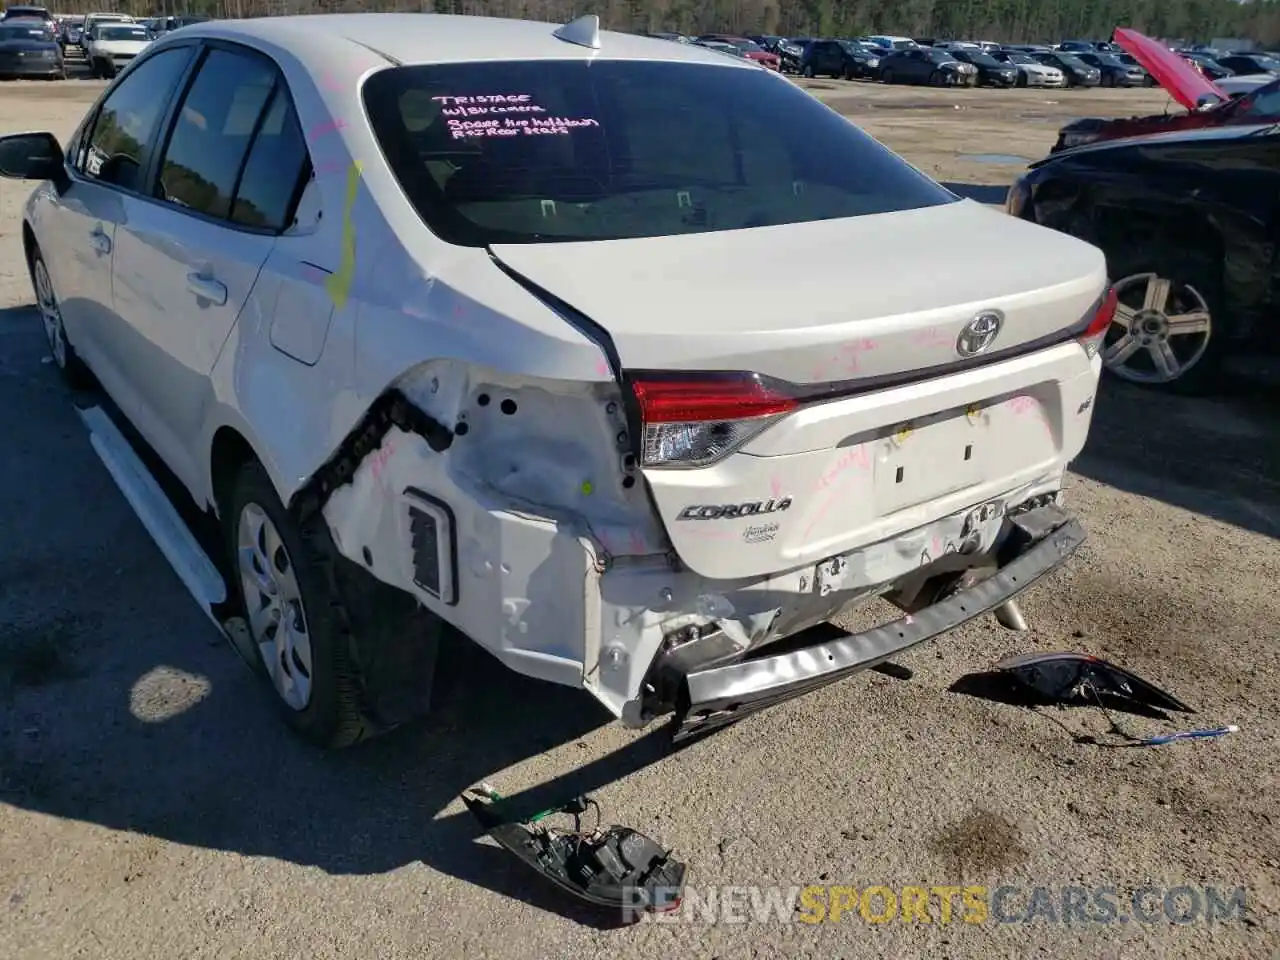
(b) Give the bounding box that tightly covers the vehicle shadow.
[1073,374,1280,540]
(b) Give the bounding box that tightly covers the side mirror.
[0,132,66,183]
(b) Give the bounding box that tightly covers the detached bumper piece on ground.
[464,787,687,915]
[995,650,1239,747]
[995,650,1194,713]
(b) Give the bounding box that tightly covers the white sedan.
[0,13,1109,747]
[85,20,151,77]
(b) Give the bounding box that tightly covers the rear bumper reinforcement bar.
[670,505,1086,743]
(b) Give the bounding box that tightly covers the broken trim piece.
[290,389,453,521]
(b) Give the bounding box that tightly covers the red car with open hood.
[1051,28,1280,153]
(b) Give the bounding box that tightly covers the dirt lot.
[1,78,1278,960]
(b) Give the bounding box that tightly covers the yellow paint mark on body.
[324,161,362,310]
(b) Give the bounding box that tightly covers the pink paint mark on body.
[769,476,783,498]
[308,117,348,142]
[913,326,952,350]
[312,158,348,177]
[803,444,874,539]
[815,445,872,491]
[1008,395,1038,416]
[370,442,395,481]
[813,338,877,381]
[595,358,610,377]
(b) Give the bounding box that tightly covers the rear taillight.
[629,372,798,469]
[1079,286,1118,357]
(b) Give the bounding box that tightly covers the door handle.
[89,226,111,255]
[186,272,227,306]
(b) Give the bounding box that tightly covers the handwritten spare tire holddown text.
[435,94,601,138]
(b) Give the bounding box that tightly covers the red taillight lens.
[629,373,798,468]
[1079,286,1118,354]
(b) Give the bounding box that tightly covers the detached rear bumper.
[669,504,1084,743]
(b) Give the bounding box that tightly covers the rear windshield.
[362,60,955,246]
[0,24,47,39]
[99,25,147,41]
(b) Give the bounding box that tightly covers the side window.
[1241,87,1280,118]
[155,47,276,219]
[230,86,311,231]
[81,46,193,191]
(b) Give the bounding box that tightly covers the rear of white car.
[9,16,1110,747]
[323,42,1110,740]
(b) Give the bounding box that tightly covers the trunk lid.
[1114,27,1227,109]
[493,201,1108,581]
[490,198,1105,387]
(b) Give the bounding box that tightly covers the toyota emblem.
[956,311,1004,357]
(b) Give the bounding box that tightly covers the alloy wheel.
[237,502,314,711]
[1103,272,1212,385]
[33,258,67,369]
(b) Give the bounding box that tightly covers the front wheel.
[30,247,91,388]
[1016,72,1028,88]
[802,64,815,78]
[881,68,894,84]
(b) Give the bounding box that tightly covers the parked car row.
[0,6,214,79]
[647,29,1280,92]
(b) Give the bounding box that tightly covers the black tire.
[223,459,441,748]
[28,246,91,389]
[929,69,943,86]
[881,68,894,84]
[802,64,815,78]
[1102,72,1114,87]
[1016,72,1027,88]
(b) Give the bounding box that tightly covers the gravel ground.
[1,78,1278,960]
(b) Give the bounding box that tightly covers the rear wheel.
[802,64,815,78]
[1103,269,1225,395]
[1102,72,1114,87]
[881,68,894,84]
[224,459,442,747]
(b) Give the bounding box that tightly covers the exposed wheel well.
[210,426,258,517]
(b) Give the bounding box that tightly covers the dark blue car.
[0,18,63,78]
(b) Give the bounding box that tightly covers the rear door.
[108,42,284,492]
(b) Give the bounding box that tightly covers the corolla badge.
[956,311,1004,357]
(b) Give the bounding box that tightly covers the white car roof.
[179,13,761,70]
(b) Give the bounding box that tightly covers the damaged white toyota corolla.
[0,13,1115,747]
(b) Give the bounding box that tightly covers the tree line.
[55,0,1280,48]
